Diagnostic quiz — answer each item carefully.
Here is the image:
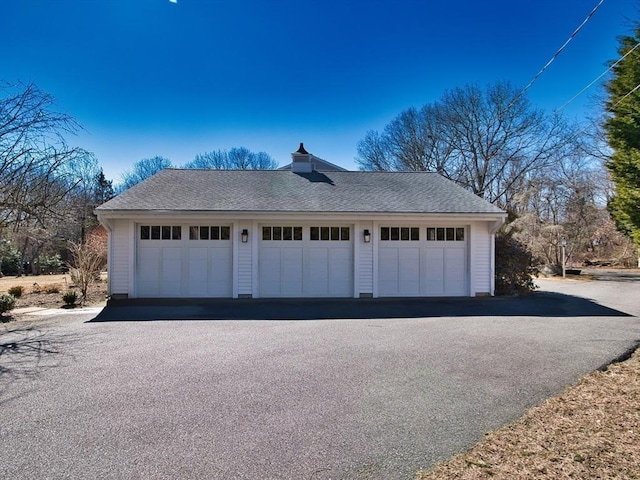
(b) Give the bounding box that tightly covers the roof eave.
[96,209,507,221]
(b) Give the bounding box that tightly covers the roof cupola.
[291,142,313,173]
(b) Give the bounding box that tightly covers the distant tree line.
[119,147,277,191]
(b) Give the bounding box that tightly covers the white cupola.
[291,143,313,173]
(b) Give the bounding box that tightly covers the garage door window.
[140,225,182,240]
[426,227,465,241]
[189,226,231,240]
[262,226,303,241]
[310,226,350,241]
[380,227,419,241]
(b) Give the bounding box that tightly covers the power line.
[510,0,605,107]
[556,41,640,112]
[612,80,640,108]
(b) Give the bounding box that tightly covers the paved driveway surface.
[1,277,639,479]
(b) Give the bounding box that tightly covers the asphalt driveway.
[1,276,639,479]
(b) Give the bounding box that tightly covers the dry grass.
[0,273,71,292]
[0,273,107,310]
[417,348,640,480]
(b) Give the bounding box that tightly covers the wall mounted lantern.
[241,229,249,243]
[363,229,371,243]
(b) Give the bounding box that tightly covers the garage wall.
[471,222,491,295]
[237,221,253,296]
[110,219,131,296]
[103,216,499,299]
[358,220,374,296]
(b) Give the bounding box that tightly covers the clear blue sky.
[1,0,637,181]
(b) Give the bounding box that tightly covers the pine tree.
[604,27,640,263]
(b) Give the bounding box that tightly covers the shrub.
[62,290,78,306]
[0,293,16,315]
[7,285,24,298]
[68,230,107,302]
[0,241,21,276]
[495,233,539,295]
[39,254,62,274]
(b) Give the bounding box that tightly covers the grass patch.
[0,274,70,293]
[417,347,640,479]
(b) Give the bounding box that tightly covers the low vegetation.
[417,347,640,480]
[0,273,106,313]
[494,233,539,295]
[7,285,24,297]
[0,293,16,316]
[62,290,78,306]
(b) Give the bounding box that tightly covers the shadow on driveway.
[88,291,632,322]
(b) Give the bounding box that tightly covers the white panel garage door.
[378,226,467,297]
[136,224,232,298]
[186,226,233,298]
[259,225,353,297]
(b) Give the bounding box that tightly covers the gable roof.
[96,169,505,216]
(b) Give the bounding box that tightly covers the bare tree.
[0,82,85,229]
[119,156,172,191]
[185,150,229,169]
[356,81,577,209]
[69,227,107,303]
[183,147,277,170]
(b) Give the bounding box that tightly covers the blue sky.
[1,0,637,181]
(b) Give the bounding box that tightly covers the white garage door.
[136,224,232,298]
[378,226,467,297]
[185,226,232,297]
[259,225,353,297]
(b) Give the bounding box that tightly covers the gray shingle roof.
[96,169,505,215]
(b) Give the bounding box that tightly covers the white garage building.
[96,146,506,299]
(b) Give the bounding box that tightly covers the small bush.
[62,290,78,306]
[495,233,539,295]
[7,285,24,298]
[0,293,16,315]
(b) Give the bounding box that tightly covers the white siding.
[102,215,501,299]
[237,222,253,296]
[110,219,131,295]
[472,222,492,295]
[358,220,374,296]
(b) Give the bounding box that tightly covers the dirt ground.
[0,273,107,310]
[416,347,640,479]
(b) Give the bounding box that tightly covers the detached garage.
[96,145,506,299]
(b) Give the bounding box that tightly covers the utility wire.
[612,80,640,108]
[509,0,605,108]
[556,41,640,112]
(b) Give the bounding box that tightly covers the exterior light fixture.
[363,229,371,243]
[241,229,249,243]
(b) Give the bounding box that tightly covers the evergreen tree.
[93,169,114,204]
[604,26,640,260]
